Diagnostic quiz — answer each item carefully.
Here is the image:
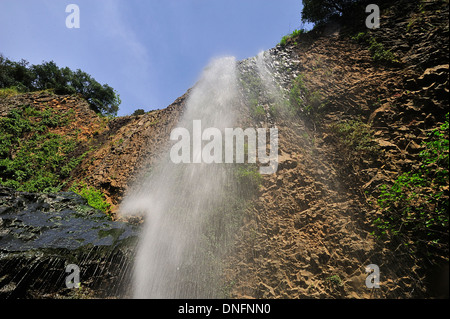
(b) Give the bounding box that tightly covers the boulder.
[0,186,139,298]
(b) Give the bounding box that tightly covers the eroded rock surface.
[0,186,138,298]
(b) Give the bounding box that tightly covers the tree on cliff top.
[301,0,363,24]
[0,54,120,117]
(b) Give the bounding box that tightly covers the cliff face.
[0,0,448,299]
[0,90,186,216]
[70,92,187,212]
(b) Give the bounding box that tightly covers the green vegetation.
[239,70,264,103]
[132,108,146,116]
[0,105,84,193]
[301,0,361,24]
[0,87,21,99]
[329,118,379,157]
[326,274,343,287]
[289,73,324,118]
[279,29,305,47]
[249,98,266,121]
[352,32,399,65]
[0,54,120,116]
[70,182,112,215]
[373,114,449,262]
[0,103,113,215]
[236,165,263,192]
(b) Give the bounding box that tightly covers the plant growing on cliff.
[132,108,146,116]
[70,182,112,215]
[373,114,449,262]
[351,32,399,65]
[236,165,263,193]
[329,119,379,157]
[289,73,324,119]
[0,105,84,193]
[279,29,305,47]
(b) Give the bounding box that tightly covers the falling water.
[256,51,284,104]
[120,57,241,298]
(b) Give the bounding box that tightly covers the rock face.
[0,0,447,300]
[77,92,187,213]
[0,186,138,298]
[224,0,449,299]
[0,90,186,217]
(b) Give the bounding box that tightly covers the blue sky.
[0,0,309,116]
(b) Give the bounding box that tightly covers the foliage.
[301,0,361,24]
[0,105,83,193]
[70,182,112,215]
[326,274,343,287]
[351,32,399,64]
[236,165,263,193]
[0,87,21,98]
[132,108,146,116]
[279,29,305,47]
[329,119,379,156]
[289,74,324,118]
[248,98,266,121]
[0,54,120,116]
[373,114,449,262]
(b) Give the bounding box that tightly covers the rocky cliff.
[224,0,448,298]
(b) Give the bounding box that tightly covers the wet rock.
[0,186,139,298]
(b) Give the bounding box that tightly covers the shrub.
[236,165,262,192]
[289,74,324,118]
[0,105,84,193]
[0,54,120,116]
[132,108,146,116]
[351,32,399,64]
[279,29,305,47]
[249,99,266,121]
[0,87,21,98]
[329,119,378,156]
[70,182,111,215]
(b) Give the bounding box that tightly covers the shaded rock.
[417,64,449,87]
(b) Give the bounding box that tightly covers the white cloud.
[97,0,151,75]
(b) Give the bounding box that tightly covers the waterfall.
[256,50,284,104]
[120,57,241,298]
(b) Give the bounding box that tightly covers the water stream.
[120,57,241,298]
